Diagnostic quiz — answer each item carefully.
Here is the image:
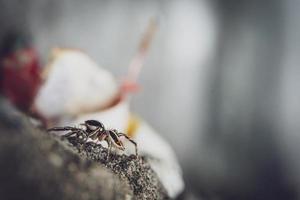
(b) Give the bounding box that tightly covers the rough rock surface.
[0,98,169,200]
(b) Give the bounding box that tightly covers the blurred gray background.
[1,0,300,199]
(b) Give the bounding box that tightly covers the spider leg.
[117,133,138,156]
[47,126,80,132]
[59,129,88,145]
[106,140,112,160]
[88,129,100,140]
[62,130,78,138]
[48,126,83,139]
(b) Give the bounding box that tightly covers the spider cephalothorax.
[84,120,105,132]
[47,120,138,158]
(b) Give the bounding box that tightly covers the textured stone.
[0,98,169,200]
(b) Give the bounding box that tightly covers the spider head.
[84,120,105,132]
[108,129,125,150]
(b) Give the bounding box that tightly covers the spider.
[47,120,138,158]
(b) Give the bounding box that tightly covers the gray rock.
[0,98,169,200]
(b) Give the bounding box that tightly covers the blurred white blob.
[34,49,118,118]
[34,47,185,198]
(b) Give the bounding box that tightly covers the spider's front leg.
[62,130,78,138]
[47,126,81,132]
[117,133,138,156]
[47,126,88,143]
[47,126,80,138]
